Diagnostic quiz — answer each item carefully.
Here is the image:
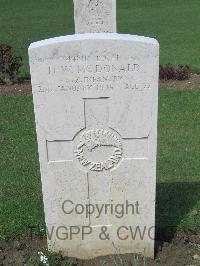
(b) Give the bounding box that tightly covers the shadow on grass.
[155,181,200,250]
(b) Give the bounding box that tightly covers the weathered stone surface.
[73,0,116,33]
[29,33,159,259]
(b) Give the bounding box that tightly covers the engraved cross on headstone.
[47,98,148,165]
[73,0,117,33]
[47,97,148,225]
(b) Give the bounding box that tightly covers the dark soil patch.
[0,236,46,266]
[0,81,32,96]
[159,73,200,90]
[0,74,200,96]
[0,231,200,266]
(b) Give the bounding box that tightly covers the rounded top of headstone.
[29,33,159,50]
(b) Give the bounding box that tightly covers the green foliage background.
[0,0,200,76]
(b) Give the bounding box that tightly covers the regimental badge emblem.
[75,129,123,171]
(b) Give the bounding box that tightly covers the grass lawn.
[0,0,200,77]
[0,90,200,240]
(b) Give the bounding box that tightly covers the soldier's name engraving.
[48,63,140,75]
[75,129,123,171]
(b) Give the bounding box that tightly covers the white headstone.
[73,0,116,33]
[29,34,159,259]
[29,2,159,260]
